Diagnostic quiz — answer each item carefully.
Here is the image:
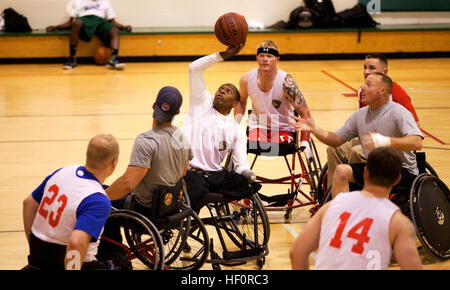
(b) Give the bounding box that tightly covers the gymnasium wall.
[2,0,449,31]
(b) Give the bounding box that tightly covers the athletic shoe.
[63,58,76,70]
[107,59,126,70]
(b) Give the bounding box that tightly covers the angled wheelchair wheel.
[163,208,210,270]
[410,174,450,261]
[207,193,270,268]
[316,162,328,204]
[156,186,209,270]
[306,138,323,197]
[226,194,270,248]
[100,209,165,270]
[425,161,438,178]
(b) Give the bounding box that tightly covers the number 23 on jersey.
[38,184,68,228]
[329,211,374,255]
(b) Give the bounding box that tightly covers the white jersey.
[70,0,116,20]
[183,52,249,174]
[31,165,107,262]
[247,68,295,132]
[314,191,399,270]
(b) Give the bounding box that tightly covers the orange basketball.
[93,46,111,65]
[214,12,248,47]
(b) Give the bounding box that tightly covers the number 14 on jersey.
[329,211,374,255]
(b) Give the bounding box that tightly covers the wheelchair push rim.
[101,209,166,270]
[409,173,450,261]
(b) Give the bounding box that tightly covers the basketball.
[93,46,111,65]
[214,12,248,47]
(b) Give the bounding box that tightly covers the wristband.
[371,133,391,148]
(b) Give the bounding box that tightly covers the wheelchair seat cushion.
[247,128,297,156]
[248,128,295,144]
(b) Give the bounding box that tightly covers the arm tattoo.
[283,74,304,105]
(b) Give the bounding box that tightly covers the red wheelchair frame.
[248,136,323,221]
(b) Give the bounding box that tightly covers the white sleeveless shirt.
[314,191,399,270]
[247,68,295,132]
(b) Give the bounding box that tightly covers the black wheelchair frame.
[201,191,270,270]
[99,179,210,270]
[98,208,166,270]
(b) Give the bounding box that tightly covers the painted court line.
[321,70,358,92]
[283,223,317,261]
[283,223,298,238]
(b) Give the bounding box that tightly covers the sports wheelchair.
[200,190,270,270]
[315,152,449,261]
[245,110,323,221]
[98,179,210,270]
[97,208,166,270]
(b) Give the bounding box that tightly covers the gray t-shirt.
[129,126,193,208]
[335,100,424,175]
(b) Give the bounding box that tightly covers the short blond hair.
[86,134,119,170]
[257,40,280,52]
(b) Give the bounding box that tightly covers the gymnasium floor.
[0,56,449,270]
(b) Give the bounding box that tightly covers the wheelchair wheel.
[164,208,210,270]
[100,209,165,270]
[425,161,438,178]
[306,138,323,196]
[215,193,270,266]
[410,174,450,260]
[316,162,328,204]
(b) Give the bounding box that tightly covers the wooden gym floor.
[0,56,449,270]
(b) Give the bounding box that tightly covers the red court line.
[421,128,448,145]
[321,70,448,145]
[321,70,358,92]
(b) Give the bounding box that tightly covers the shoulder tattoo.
[283,74,304,105]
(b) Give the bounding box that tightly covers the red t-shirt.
[359,81,419,121]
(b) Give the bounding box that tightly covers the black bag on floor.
[287,6,318,29]
[337,3,378,28]
[3,8,32,32]
[304,0,339,28]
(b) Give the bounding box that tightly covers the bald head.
[85,134,119,171]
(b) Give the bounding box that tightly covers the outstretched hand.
[288,115,316,133]
[220,42,245,60]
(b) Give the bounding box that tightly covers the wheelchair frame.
[99,178,211,271]
[120,184,210,270]
[248,138,322,221]
[99,208,166,270]
[201,192,270,270]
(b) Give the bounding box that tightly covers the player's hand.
[124,25,132,32]
[220,43,244,60]
[241,169,257,183]
[362,133,376,152]
[289,115,315,133]
[364,132,391,152]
